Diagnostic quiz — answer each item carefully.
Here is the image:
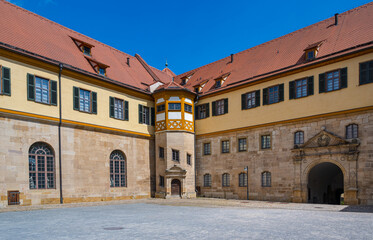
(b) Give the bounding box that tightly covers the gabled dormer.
[213,73,230,89]
[193,80,208,94]
[304,41,323,61]
[180,73,194,86]
[71,37,94,56]
[85,56,109,76]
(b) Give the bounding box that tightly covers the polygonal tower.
[152,81,196,198]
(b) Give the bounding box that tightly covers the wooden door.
[8,191,20,205]
[171,179,181,196]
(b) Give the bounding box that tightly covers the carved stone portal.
[292,129,359,205]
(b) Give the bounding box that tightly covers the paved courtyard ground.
[0,199,372,239]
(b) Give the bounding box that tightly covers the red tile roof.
[0,0,172,92]
[174,2,373,96]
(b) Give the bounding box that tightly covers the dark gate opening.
[308,162,343,204]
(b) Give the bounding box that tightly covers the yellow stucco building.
[0,0,372,207]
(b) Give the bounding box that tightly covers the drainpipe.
[194,95,199,195]
[58,63,63,204]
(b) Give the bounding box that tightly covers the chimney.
[230,53,234,63]
[334,13,339,26]
[127,57,130,66]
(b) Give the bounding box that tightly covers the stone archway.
[171,179,181,196]
[307,162,344,204]
[292,129,359,205]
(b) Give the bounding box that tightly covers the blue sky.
[6,0,372,75]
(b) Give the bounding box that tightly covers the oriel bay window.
[359,60,373,85]
[212,99,228,116]
[0,65,11,95]
[110,150,126,187]
[263,84,284,105]
[29,142,55,189]
[27,74,57,105]
[138,104,155,126]
[157,104,165,112]
[73,86,97,114]
[241,90,260,110]
[168,103,181,110]
[289,76,314,99]
[319,68,347,93]
[184,104,192,113]
[110,97,129,120]
[195,103,209,120]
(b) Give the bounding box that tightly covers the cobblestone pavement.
[0,199,372,239]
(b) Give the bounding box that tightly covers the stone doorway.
[171,179,181,196]
[307,162,344,204]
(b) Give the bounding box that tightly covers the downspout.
[194,95,199,195]
[58,63,63,204]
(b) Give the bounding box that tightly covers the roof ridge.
[2,0,135,59]
[176,1,373,79]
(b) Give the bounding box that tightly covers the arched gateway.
[292,129,359,205]
[307,162,343,204]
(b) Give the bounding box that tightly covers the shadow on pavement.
[340,205,373,213]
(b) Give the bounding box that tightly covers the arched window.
[29,142,55,189]
[239,173,247,187]
[203,174,211,187]
[294,131,304,145]
[222,173,230,187]
[346,124,358,139]
[110,150,126,187]
[261,171,271,187]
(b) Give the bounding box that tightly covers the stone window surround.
[203,173,212,187]
[294,130,304,146]
[203,142,211,155]
[345,123,359,139]
[221,139,230,154]
[237,137,247,152]
[159,146,165,159]
[172,149,180,162]
[260,133,272,150]
[186,153,192,165]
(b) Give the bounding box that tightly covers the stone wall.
[0,116,154,207]
[195,110,373,205]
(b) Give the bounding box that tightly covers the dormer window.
[85,56,109,77]
[215,80,222,88]
[83,46,91,56]
[71,37,94,56]
[194,86,201,93]
[99,67,106,76]
[306,50,315,60]
[304,41,323,61]
[180,73,193,86]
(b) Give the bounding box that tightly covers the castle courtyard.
[0,199,372,239]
